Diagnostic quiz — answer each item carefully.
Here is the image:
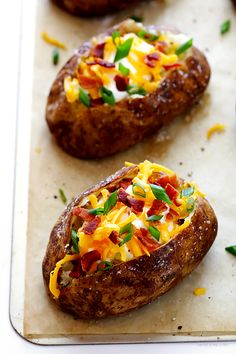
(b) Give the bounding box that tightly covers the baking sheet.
[11,0,236,344]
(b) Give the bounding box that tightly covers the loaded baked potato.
[52,0,145,16]
[46,20,211,159]
[42,160,218,319]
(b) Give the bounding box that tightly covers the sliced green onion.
[52,47,59,65]
[132,183,146,198]
[146,215,163,222]
[225,245,236,257]
[181,186,194,197]
[114,37,133,62]
[79,87,90,107]
[88,207,104,215]
[112,30,120,45]
[71,229,79,253]
[130,15,143,22]
[118,62,130,76]
[119,222,133,246]
[148,226,160,241]
[220,20,231,35]
[59,188,67,204]
[127,84,147,96]
[104,191,118,215]
[150,184,172,204]
[100,86,116,105]
[137,30,159,42]
[175,38,193,55]
[186,197,195,213]
[97,261,113,271]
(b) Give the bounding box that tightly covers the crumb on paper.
[177,325,182,330]
[35,147,42,154]
[207,124,225,140]
[41,31,67,49]
[193,287,206,296]
[171,317,176,321]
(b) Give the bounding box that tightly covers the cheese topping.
[49,160,204,299]
[63,21,192,106]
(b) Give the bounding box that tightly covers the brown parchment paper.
[23,0,236,337]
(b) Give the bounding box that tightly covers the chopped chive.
[59,188,67,204]
[137,30,159,42]
[100,86,116,105]
[150,184,172,204]
[127,84,147,96]
[97,261,113,271]
[118,62,130,76]
[103,191,118,215]
[79,87,90,107]
[112,31,121,45]
[119,222,133,246]
[181,186,194,197]
[88,207,104,215]
[186,197,195,213]
[146,215,163,222]
[130,15,143,22]
[148,226,160,241]
[220,20,231,35]
[225,245,236,256]
[175,38,193,55]
[114,37,133,62]
[132,182,146,198]
[71,229,79,253]
[52,47,59,65]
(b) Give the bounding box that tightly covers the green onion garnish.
[88,207,104,215]
[71,229,79,253]
[119,222,133,246]
[146,215,163,222]
[59,188,67,204]
[100,87,116,105]
[118,62,130,76]
[130,15,143,22]
[137,30,159,42]
[79,87,90,107]
[150,184,172,204]
[225,245,236,256]
[52,47,59,65]
[127,85,147,96]
[104,191,118,215]
[114,37,133,62]
[112,31,121,45]
[181,186,194,197]
[132,183,146,198]
[186,197,195,213]
[175,38,193,55]
[220,20,231,35]
[97,261,113,271]
[148,226,160,241]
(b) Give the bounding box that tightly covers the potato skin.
[46,22,211,159]
[42,165,218,319]
[52,0,145,16]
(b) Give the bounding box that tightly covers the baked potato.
[42,160,218,319]
[52,0,145,16]
[46,20,211,159]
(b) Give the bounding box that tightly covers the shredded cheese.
[207,124,225,140]
[193,287,206,296]
[41,32,66,49]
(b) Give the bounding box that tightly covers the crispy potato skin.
[52,0,145,16]
[42,165,218,319]
[46,23,210,159]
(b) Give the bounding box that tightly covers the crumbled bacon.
[90,42,105,58]
[156,41,167,54]
[163,63,182,71]
[83,215,101,235]
[114,75,129,91]
[149,173,180,189]
[69,258,83,278]
[81,250,101,272]
[165,183,179,201]
[144,52,160,68]
[78,74,102,89]
[118,188,128,204]
[119,178,132,190]
[135,229,160,252]
[127,196,144,213]
[95,58,116,68]
[109,230,119,244]
[72,207,94,222]
[90,97,103,106]
[147,199,167,217]
[166,208,180,221]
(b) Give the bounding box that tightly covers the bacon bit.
[90,42,105,58]
[166,208,180,221]
[127,196,144,213]
[156,41,167,54]
[118,188,128,204]
[144,52,160,68]
[135,229,160,252]
[41,32,66,49]
[78,74,102,89]
[91,97,103,106]
[69,259,83,278]
[119,178,132,190]
[72,207,94,221]
[148,172,165,184]
[163,63,182,71]
[109,230,119,244]
[147,199,167,217]
[95,58,116,68]
[81,250,101,272]
[114,75,129,91]
[83,216,101,235]
[165,183,179,201]
[150,173,180,189]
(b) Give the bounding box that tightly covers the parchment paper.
[24,0,236,337]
